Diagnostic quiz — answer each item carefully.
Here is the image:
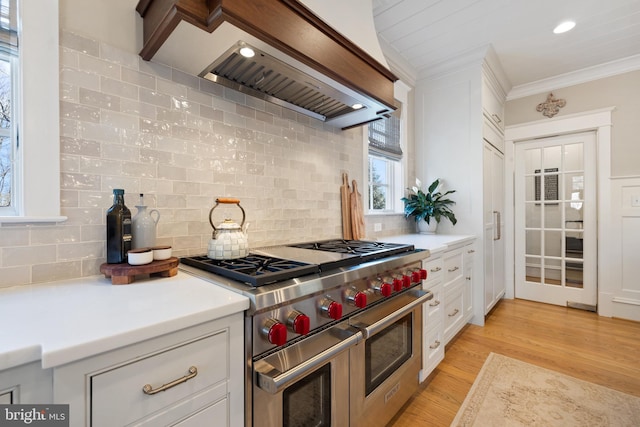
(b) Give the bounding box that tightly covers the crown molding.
[507,54,640,100]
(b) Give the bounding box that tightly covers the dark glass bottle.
[106,189,132,264]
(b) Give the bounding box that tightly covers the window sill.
[0,216,68,225]
[366,211,405,217]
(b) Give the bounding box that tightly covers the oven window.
[283,364,331,427]
[365,312,412,396]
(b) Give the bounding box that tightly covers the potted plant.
[402,178,457,234]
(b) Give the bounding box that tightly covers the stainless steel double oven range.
[180,239,431,427]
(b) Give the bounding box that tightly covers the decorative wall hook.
[536,93,566,118]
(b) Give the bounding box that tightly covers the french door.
[514,132,597,308]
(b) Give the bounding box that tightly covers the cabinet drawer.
[443,250,463,286]
[92,331,228,427]
[463,243,476,267]
[423,257,443,285]
[423,326,444,376]
[424,282,443,330]
[444,286,464,343]
[175,398,227,427]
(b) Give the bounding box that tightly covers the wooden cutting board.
[340,172,352,239]
[350,179,365,240]
[100,258,179,285]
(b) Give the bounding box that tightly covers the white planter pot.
[417,220,438,234]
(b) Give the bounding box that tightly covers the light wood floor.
[388,298,640,426]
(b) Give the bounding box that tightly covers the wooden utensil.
[341,172,352,239]
[350,179,365,240]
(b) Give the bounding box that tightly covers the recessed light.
[352,103,364,110]
[239,47,255,58]
[553,21,576,34]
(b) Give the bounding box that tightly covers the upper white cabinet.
[414,46,510,326]
[482,74,505,132]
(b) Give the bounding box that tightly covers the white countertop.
[382,233,476,255]
[0,272,249,371]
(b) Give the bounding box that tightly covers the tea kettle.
[207,198,249,260]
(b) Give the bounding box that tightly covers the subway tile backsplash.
[0,30,410,288]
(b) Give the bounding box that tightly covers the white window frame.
[364,80,410,215]
[0,0,64,223]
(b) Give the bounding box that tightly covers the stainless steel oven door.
[349,288,432,427]
[253,321,361,427]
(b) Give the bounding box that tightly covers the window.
[365,80,409,214]
[0,0,63,222]
[0,0,16,210]
[368,116,401,212]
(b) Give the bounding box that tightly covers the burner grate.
[289,239,414,260]
[180,254,319,287]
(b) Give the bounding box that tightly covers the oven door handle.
[256,328,361,394]
[355,289,433,339]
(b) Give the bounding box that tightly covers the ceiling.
[372,0,640,92]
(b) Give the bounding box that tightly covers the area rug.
[451,353,640,426]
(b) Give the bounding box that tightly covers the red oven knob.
[372,279,392,297]
[402,274,411,288]
[346,289,367,308]
[263,318,287,346]
[420,268,428,280]
[287,311,310,335]
[392,277,403,292]
[320,298,343,320]
[411,270,421,283]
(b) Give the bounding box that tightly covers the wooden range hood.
[136,0,398,129]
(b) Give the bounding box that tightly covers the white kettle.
[207,198,249,260]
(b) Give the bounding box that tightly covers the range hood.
[136,0,397,129]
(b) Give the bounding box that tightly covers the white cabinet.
[0,362,52,404]
[483,141,505,314]
[420,255,445,381]
[442,241,476,344]
[482,75,505,133]
[54,314,244,427]
[415,49,509,327]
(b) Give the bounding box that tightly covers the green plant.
[402,178,457,225]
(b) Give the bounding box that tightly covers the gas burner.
[289,239,413,260]
[180,254,319,287]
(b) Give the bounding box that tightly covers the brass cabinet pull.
[448,308,460,317]
[429,299,441,307]
[448,266,459,272]
[467,249,475,254]
[142,366,198,395]
[491,113,502,124]
[466,276,471,281]
[430,266,441,272]
[429,340,441,350]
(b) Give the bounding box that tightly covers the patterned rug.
[451,353,640,426]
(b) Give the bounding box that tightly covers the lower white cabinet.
[443,241,476,345]
[420,255,445,381]
[0,362,53,404]
[54,313,244,427]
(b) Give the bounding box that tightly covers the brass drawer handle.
[429,299,441,307]
[448,266,459,272]
[466,276,471,281]
[448,308,460,317]
[429,340,441,350]
[142,366,198,395]
[430,267,441,272]
[467,249,475,254]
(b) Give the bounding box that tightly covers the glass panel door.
[515,132,596,307]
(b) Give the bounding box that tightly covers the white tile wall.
[0,31,410,288]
